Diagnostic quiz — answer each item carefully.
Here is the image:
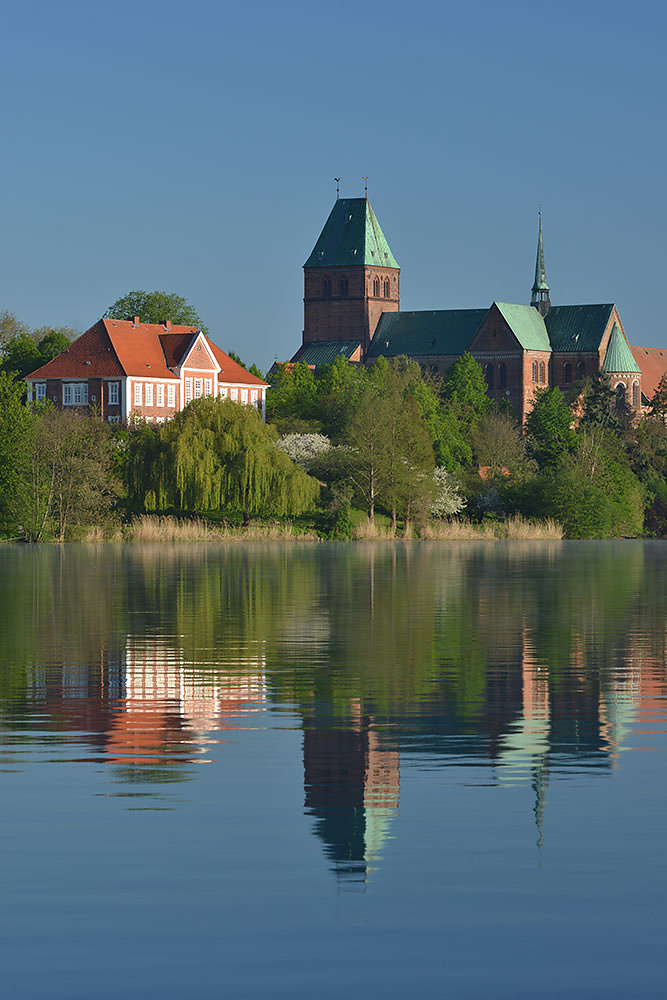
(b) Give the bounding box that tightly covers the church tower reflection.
[303,701,399,884]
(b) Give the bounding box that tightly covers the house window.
[323,278,332,297]
[204,378,212,397]
[156,384,164,407]
[539,362,546,384]
[63,383,89,406]
[616,383,627,405]
[632,381,639,407]
[145,384,154,406]
[484,363,494,389]
[339,278,348,297]
[184,378,193,404]
[532,361,538,382]
[373,278,380,296]
[383,279,390,298]
[250,389,258,405]
[230,387,238,401]
[563,362,572,384]
[167,384,176,408]
[194,378,203,399]
[134,382,142,406]
[498,363,507,389]
[577,362,585,380]
[35,383,46,402]
[108,382,119,405]
[107,415,120,424]
[219,386,228,398]
[241,388,248,403]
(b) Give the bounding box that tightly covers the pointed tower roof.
[602,323,641,373]
[304,198,399,269]
[532,213,549,293]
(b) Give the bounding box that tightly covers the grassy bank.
[81,513,563,543]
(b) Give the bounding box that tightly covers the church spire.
[531,212,551,317]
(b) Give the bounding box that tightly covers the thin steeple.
[531,212,551,317]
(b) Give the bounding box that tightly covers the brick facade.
[304,264,399,350]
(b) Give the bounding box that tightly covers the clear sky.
[1,0,665,370]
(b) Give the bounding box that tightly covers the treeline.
[267,354,667,538]
[1,351,667,541]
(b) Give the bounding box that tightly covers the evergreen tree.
[525,387,576,469]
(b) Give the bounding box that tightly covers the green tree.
[266,361,318,428]
[0,310,30,349]
[0,333,41,378]
[127,397,319,523]
[441,352,490,427]
[580,372,622,433]
[649,373,667,421]
[0,373,35,536]
[525,386,576,469]
[471,411,534,480]
[106,290,206,332]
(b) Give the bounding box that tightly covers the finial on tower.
[531,210,551,317]
[362,176,368,197]
[334,177,340,200]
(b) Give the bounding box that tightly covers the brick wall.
[303,265,399,348]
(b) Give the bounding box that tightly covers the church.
[289,196,666,421]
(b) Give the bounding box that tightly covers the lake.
[1,541,666,998]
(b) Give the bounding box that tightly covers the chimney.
[133,316,140,324]
[163,320,172,329]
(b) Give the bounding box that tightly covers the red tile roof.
[25,319,268,387]
[631,345,667,402]
[24,321,125,379]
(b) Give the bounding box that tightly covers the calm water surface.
[1,541,666,998]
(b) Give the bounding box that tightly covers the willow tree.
[159,398,319,521]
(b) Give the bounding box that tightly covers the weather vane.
[362,176,368,196]
[334,177,340,200]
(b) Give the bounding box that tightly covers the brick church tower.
[302,197,399,352]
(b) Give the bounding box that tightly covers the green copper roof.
[532,215,549,292]
[293,340,361,368]
[366,309,487,358]
[602,324,641,373]
[545,304,614,352]
[304,198,399,269]
[494,302,551,351]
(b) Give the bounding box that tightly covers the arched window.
[339,278,348,297]
[383,279,390,298]
[563,362,572,384]
[485,363,494,389]
[577,361,585,380]
[539,362,546,384]
[616,383,627,405]
[532,361,538,382]
[498,362,507,389]
[632,381,639,407]
[373,278,380,297]
[323,278,332,297]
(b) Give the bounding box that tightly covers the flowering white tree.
[278,433,331,469]
[431,467,466,517]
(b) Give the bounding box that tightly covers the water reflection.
[1,542,666,880]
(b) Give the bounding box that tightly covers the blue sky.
[1,0,665,370]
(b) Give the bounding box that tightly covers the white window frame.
[184,378,193,404]
[63,383,88,406]
[35,383,46,402]
[240,388,248,404]
[167,384,176,408]
[108,382,119,405]
[204,378,212,397]
[194,377,203,399]
[134,382,142,406]
[156,384,164,407]
[230,387,238,401]
[107,415,120,424]
[145,383,154,406]
[219,385,228,398]
[250,389,258,405]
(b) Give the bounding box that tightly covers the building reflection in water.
[303,701,399,885]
